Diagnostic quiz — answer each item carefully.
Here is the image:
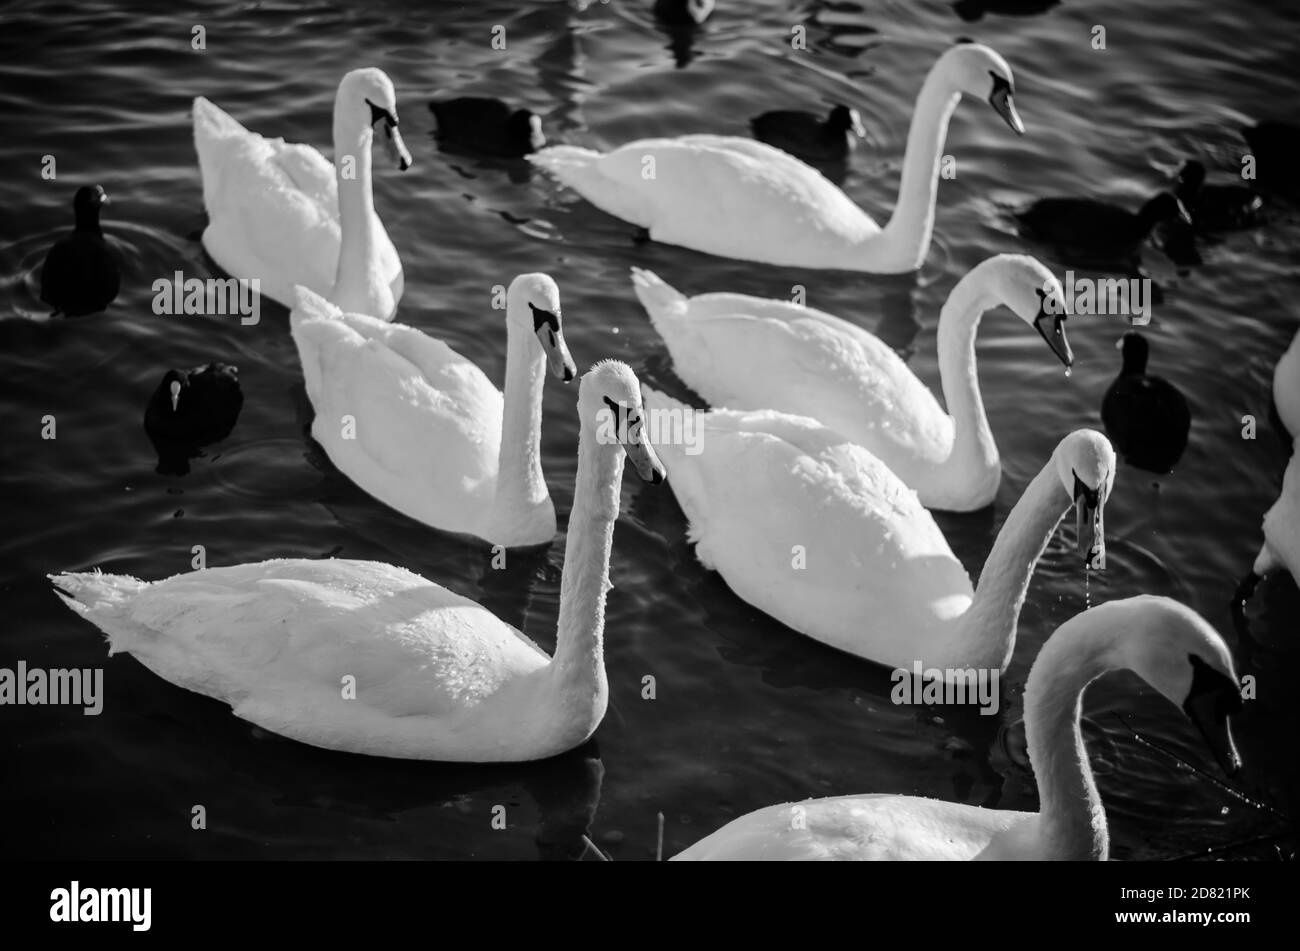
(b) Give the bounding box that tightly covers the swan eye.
[1183,655,1243,722]
[365,98,397,129]
[528,302,560,333]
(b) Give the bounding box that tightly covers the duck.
[1100,331,1191,475]
[1242,120,1300,199]
[49,361,665,763]
[749,104,866,163]
[429,98,546,157]
[39,185,120,317]
[632,254,1072,512]
[641,387,1114,672]
[1016,192,1190,263]
[672,595,1243,860]
[289,274,576,548]
[143,363,244,476]
[193,68,412,320]
[1174,160,1264,232]
[529,43,1025,273]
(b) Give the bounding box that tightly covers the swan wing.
[535,137,878,267]
[639,279,950,462]
[643,392,970,664]
[290,291,503,520]
[673,795,1028,861]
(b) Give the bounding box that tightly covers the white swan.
[289,274,577,548]
[48,362,665,763]
[633,255,1071,512]
[1273,325,1300,438]
[643,386,1114,671]
[194,67,412,319]
[528,43,1023,273]
[1254,325,1300,581]
[672,595,1244,860]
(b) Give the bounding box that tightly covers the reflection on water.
[1,0,1298,860]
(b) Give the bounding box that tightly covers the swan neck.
[956,462,1068,669]
[881,69,961,267]
[1023,618,1115,859]
[549,419,621,712]
[331,102,379,309]
[494,313,548,517]
[936,278,998,480]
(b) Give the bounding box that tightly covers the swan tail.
[48,570,149,654]
[192,97,252,211]
[528,146,653,227]
[630,267,689,331]
[1252,542,1279,577]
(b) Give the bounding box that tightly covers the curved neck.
[880,68,961,267]
[548,419,623,714]
[953,461,1069,669]
[1022,617,1115,859]
[493,312,548,517]
[331,102,379,311]
[936,275,998,482]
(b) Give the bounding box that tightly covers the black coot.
[1242,120,1300,199]
[1101,332,1191,474]
[39,185,120,317]
[751,104,865,163]
[1017,193,1191,263]
[1174,160,1264,232]
[429,98,546,157]
[144,364,244,476]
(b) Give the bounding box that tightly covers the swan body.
[633,255,1071,511]
[49,362,665,762]
[194,68,411,319]
[1273,326,1300,439]
[39,185,119,317]
[289,274,576,548]
[673,596,1243,860]
[1256,326,1300,580]
[529,44,1024,273]
[643,385,1114,671]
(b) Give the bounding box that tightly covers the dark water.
[1,0,1297,860]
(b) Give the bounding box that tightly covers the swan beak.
[1184,677,1244,777]
[537,323,576,382]
[626,434,666,485]
[385,124,413,172]
[1073,475,1105,569]
[1034,311,1073,368]
[988,77,1025,136]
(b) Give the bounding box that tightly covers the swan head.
[582,361,666,484]
[340,67,412,171]
[1052,429,1116,569]
[978,254,1072,368]
[943,42,1024,135]
[509,273,576,382]
[1106,596,1243,776]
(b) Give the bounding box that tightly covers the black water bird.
[1101,332,1191,474]
[429,98,546,157]
[39,185,120,317]
[750,104,866,162]
[144,364,244,475]
[1241,120,1300,199]
[1174,160,1264,232]
[1017,193,1191,263]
